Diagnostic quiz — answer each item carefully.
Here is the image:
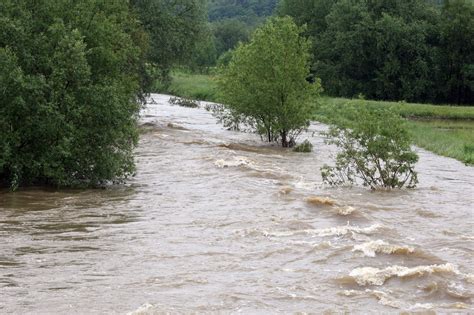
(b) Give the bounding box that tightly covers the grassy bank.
[316,97,474,120]
[160,72,474,164]
[164,71,218,102]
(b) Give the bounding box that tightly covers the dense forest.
[196,0,473,105]
[277,0,473,104]
[182,0,473,104]
[208,0,278,22]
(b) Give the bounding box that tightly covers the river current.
[1,94,473,314]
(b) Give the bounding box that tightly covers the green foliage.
[318,0,439,101]
[161,71,474,164]
[316,97,474,164]
[321,107,419,189]
[464,144,474,164]
[212,19,251,56]
[186,0,278,73]
[0,0,146,189]
[208,0,278,23]
[436,0,474,104]
[217,17,320,147]
[189,27,218,73]
[293,140,313,153]
[132,0,208,83]
[277,0,335,37]
[279,0,474,105]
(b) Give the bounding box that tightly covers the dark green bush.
[0,0,147,189]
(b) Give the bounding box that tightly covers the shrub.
[169,96,200,108]
[293,140,313,153]
[321,107,419,189]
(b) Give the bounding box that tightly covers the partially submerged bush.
[321,107,419,189]
[169,96,200,108]
[293,140,313,153]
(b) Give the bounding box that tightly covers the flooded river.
[1,94,473,314]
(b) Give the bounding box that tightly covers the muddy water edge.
[0,94,473,314]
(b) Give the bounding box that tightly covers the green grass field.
[160,72,474,165]
[164,71,218,102]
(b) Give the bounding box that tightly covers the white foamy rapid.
[352,240,415,257]
[263,223,382,238]
[349,263,459,286]
[214,156,253,168]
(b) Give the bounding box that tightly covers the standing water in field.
[0,94,473,313]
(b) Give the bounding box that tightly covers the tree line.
[277,0,473,104]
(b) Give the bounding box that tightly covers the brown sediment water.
[0,94,473,314]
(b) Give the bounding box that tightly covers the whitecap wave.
[349,263,459,286]
[352,240,415,257]
[263,223,382,238]
[336,206,356,216]
[214,156,253,168]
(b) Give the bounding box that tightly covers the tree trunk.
[281,130,289,147]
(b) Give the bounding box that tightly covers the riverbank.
[160,72,474,164]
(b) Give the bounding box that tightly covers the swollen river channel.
[1,94,473,314]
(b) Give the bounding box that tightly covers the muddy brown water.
[1,94,473,314]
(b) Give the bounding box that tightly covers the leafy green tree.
[321,106,419,189]
[217,17,320,147]
[0,0,147,189]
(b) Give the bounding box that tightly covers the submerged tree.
[321,107,419,190]
[217,17,320,147]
